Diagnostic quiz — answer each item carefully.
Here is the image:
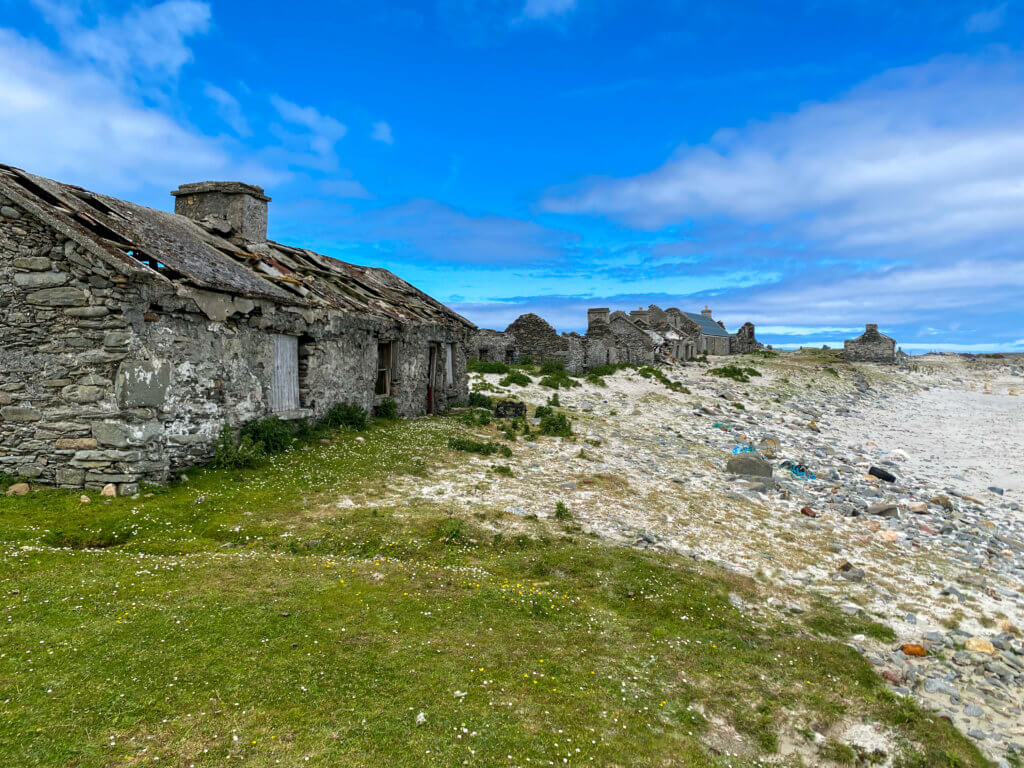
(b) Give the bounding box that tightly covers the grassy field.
[0,417,991,767]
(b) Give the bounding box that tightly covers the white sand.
[834,386,1024,506]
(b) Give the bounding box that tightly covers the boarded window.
[445,343,454,386]
[376,342,393,395]
[271,334,299,412]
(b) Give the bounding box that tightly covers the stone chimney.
[171,181,271,243]
[587,308,610,331]
[701,305,713,319]
[865,323,878,333]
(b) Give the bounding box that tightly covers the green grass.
[708,364,763,383]
[0,419,989,767]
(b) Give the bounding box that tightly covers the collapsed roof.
[0,164,474,329]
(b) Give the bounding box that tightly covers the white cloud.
[30,0,211,78]
[711,258,1024,329]
[522,0,577,19]
[271,96,348,169]
[0,28,277,194]
[204,84,251,137]
[543,54,1024,252]
[965,3,1007,33]
[319,179,373,199]
[371,121,394,145]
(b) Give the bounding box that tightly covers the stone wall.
[470,328,516,364]
[844,324,896,363]
[730,322,762,354]
[1,202,471,490]
[505,314,570,366]
[608,314,657,365]
[1,197,150,491]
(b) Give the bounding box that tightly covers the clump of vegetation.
[322,402,368,431]
[709,364,762,383]
[210,425,268,469]
[468,392,493,409]
[586,362,630,377]
[539,373,579,390]
[537,360,580,390]
[500,370,531,387]
[539,411,572,437]
[554,501,572,521]
[240,416,295,454]
[491,464,513,477]
[750,349,778,359]
[467,359,510,374]
[584,373,607,387]
[635,364,691,393]
[42,524,134,550]
[448,436,512,457]
[373,398,399,421]
[457,409,493,427]
[518,355,533,365]
[534,405,552,419]
[823,366,840,377]
[548,393,560,407]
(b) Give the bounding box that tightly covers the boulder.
[964,637,997,656]
[726,454,772,477]
[100,483,117,497]
[494,400,527,419]
[867,501,899,517]
[5,483,30,496]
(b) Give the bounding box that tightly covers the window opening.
[376,342,394,396]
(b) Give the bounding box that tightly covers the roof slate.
[0,164,473,329]
[681,311,730,337]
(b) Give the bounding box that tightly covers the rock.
[0,406,41,423]
[79,495,90,504]
[901,643,927,657]
[988,486,1004,495]
[965,637,997,656]
[726,454,772,477]
[26,286,87,307]
[494,400,527,419]
[868,501,899,517]
[5,483,30,496]
[55,437,99,450]
[907,501,928,514]
[799,506,817,518]
[837,562,865,582]
[869,466,896,482]
[100,483,117,498]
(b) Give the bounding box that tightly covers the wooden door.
[427,344,438,414]
[271,334,299,412]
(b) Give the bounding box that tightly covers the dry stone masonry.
[845,324,897,363]
[0,165,475,491]
[472,303,760,372]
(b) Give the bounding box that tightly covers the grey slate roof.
[681,311,730,337]
[0,164,474,329]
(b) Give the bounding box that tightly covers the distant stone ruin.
[843,324,896,363]
[471,304,760,373]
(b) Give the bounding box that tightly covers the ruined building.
[843,324,896,363]
[470,303,758,372]
[0,166,474,492]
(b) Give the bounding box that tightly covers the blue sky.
[2,0,1023,351]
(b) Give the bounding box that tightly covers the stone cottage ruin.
[472,303,759,373]
[0,165,474,492]
[843,324,896,363]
